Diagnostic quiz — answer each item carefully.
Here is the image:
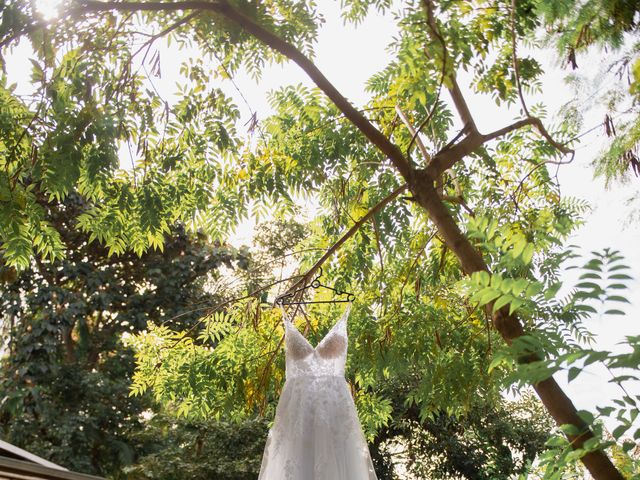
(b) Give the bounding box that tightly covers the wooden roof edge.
[0,440,67,471]
[0,456,104,480]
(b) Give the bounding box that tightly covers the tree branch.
[526,116,574,155]
[422,0,478,135]
[486,116,573,155]
[420,0,572,179]
[425,117,573,179]
[510,0,531,118]
[297,183,408,285]
[132,11,200,60]
[483,117,537,142]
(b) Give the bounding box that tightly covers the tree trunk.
[410,172,624,479]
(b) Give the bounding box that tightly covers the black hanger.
[275,267,355,305]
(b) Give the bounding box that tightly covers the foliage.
[1,0,639,477]
[371,389,554,479]
[470,246,639,476]
[541,0,640,187]
[537,0,639,56]
[0,193,248,476]
[0,0,322,266]
[123,415,268,480]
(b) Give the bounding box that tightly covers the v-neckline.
[283,304,351,351]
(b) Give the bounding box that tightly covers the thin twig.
[396,105,430,164]
[510,0,530,118]
[392,231,437,320]
[371,215,385,279]
[132,11,200,60]
[287,183,408,293]
[158,274,303,333]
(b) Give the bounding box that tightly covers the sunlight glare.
[35,0,64,21]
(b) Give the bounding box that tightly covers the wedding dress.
[258,304,378,480]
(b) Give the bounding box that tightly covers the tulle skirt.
[258,375,378,480]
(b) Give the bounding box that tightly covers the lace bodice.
[282,304,351,379]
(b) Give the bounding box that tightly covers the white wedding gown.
[258,304,378,480]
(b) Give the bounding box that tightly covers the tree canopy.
[1,0,640,478]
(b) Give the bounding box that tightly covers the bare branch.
[297,183,408,285]
[395,105,430,163]
[426,116,573,179]
[483,117,537,142]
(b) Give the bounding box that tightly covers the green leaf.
[493,294,513,313]
[582,437,601,451]
[584,259,603,271]
[577,410,595,424]
[508,298,524,315]
[609,375,639,383]
[512,238,526,258]
[559,423,581,435]
[609,273,632,280]
[596,406,615,416]
[488,354,511,373]
[480,288,502,305]
[612,424,630,440]
[606,295,630,303]
[544,282,562,300]
[545,435,568,447]
[567,367,581,382]
[522,244,535,264]
[525,282,543,298]
[473,271,491,287]
[579,272,601,280]
[574,304,597,314]
[511,278,529,296]
[622,440,636,453]
[609,264,630,271]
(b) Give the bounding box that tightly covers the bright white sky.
[10,0,640,431]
